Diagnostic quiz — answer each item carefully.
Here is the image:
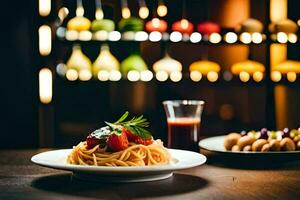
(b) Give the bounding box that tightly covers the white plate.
[199,135,300,161]
[199,135,300,155]
[31,149,206,182]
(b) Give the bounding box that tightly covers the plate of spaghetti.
[31,112,206,182]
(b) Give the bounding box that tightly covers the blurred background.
[1,0,300,148]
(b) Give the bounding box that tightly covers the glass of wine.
[163,100,205,152]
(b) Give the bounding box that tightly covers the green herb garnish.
[105,111,152,139]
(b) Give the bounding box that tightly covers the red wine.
[167,118,201,152]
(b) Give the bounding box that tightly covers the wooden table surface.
[0,149,299,200]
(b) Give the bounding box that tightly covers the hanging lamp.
[66,45,92,81]
[172,1,194,35]
[145,18,167,33]
[197,21,221,35]
[121,53,148,76]
[93,44,120,77]
[153,53,182,74]
[67,0,91,31]
[91,0,115,32]
[231,60,265,82]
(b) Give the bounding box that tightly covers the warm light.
[180,19,189,29]
[270,0,287,22]
[122,7,131,19]
[189,60,221,76]
[78,31,92,41]
[39,0,51,16]
[231,60,265,75]
[140,70,153,82]
[170,71,182,82]
[277,32,288,43]
[58,7,69,22]
[79,69,92,81]
[224,32,237,43]
[108,31,121,41]
[134,31,148,41]
[109,70,122,81]
[56,63,67,76]
[253,71,264,82]
[209,33,222,43]
[239,71,250,82]
[288,33,297,43]
[287,72,297,82]
[95,8,104,20]
[298,19,300,26]
[157,4,167,17]
[39,25,52,56]
[152,18,160,28]
[66,69,78,81]
[271,71,282,82]
[190,71,202,82]
[240,32,251,44]
[273,60,300,74]
[94,30,108,40]
[97,70,110,81]
[76,6,84,17]
[190,32,202,43]
[156,71,168,81]
[149,31,162,42]
[122,31,135,40]
[207,71,218,82]
[252,32,263,44]
[170,31,182,42]
[139,6,149,19]
[65,30,78,41]
[39,68,52,104]
[153,55,182,73]
[127,70,140,81]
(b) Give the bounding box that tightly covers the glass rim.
[162,100,205,106]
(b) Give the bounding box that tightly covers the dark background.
[1,0,300,148]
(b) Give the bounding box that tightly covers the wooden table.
[0,149,299,200]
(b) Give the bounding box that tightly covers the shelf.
[56,27,267,45]
[55,68,300,85]
[56,27,300,45]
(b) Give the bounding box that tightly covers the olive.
[282,128,289,138]
[260,128,268,139]
[268,131,282,141]
[248,131,260,139]
[240,130,247,137]
[290,129,299,138]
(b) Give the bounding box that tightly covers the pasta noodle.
[67,140,171,166]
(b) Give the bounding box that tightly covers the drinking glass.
[163,100,205,152]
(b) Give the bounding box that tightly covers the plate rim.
[31,148,207,172]
[199,135,300,155]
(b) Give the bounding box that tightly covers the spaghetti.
[67,140,171,166]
